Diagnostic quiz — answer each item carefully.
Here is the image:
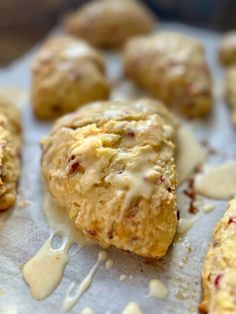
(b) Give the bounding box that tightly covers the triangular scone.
[41,99,177,258]
[123,32,212,118]
[63,0,156,48]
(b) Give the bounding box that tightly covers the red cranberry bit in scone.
[167,187,172,193]
[177,210,180,220]
[70,161,81,174]
[68,155,84,174]
[127,128,135,137]
[107,229,114,239]
[87,229,97,236]
[228,216,236,225]
[68,155,76,162]
[159,175,165,183]
[214,274,223,289]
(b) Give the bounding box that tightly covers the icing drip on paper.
[63,250,107,311]
[23,192,93,300]
[149,279,168,300]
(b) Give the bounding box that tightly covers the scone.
[0,100,22,211]
[219,32,236,66]
[225,66,236,126]
[123,32,212,118]
[199,197,236,313]
[31,36,110,120]
[41,99,178,258]
[63,0,156,48]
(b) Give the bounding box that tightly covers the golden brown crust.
[123,32,212,118]
[225,66,236,126]
[31,36,110,120]
[200,197,236,313]
[63,0,156,48]
[0,100,22,211]
[41,99,177,258]
[219,32,236,66]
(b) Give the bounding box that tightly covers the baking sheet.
[0,23,235,314]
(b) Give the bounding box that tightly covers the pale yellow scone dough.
[31,36,110,120]
[63,0,156,48]
[41,99,178,258]
[219,32,236,66]
[200,197,236,313]
[123,32,212,118]
[225,66,236,126]
[0,100,22,211]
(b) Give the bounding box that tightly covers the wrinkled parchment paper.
[0,23,236,314]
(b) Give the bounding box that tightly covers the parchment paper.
[0,23,235,314]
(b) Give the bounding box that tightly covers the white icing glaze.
[148,279,168,300]
[120,274,128,281]
[105,259,114,269]
[195,162,236,199]
[105,149,157,218]
[0,306,18,314]
[104,108,126,119]
[23,236,71,300]
[177,218,197,234]
[203,204,216,213]
[23,192,94,300]
[176,126,206,185]
[110,80,146,101]
[120,168,154,210]
[122,302,142,314]
[43,192,91,246]
[81,308,94,314]
[63,43,91,59]
[63,250,107,312]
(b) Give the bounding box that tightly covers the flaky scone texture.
[219,32,236,66]
[63,0,156,48]
[41,99,177,258]
[225,66,236,126]
[0,100,22,211]
[199,197,236,313]
[123,32,212,118]
[31,36,110,120]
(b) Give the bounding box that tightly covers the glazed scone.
[123,32,212,118]
[0,100,22,211]
[41,99,178,258]
[199,197,236,313]
[219,32,236,66]
[31,36,110,120]
[63,0,155,48]
[225,66,236,126]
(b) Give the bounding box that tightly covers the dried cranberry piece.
[214,274,223,289]
[127,128,135,138]
[177,210,180,220]
[159,175,165,183]
[107,229,114,239]
[70,161,80,174]
[228,217,236,225]
[87,230,96,237]
[68,155,76,162]
[167,187,172,193]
